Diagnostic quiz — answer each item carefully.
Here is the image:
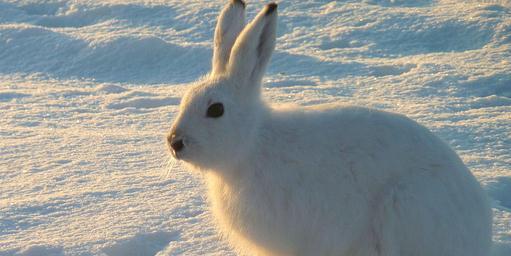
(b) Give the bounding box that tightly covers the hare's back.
[275,105,485,204]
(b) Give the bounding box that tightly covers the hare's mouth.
[166,132,189,159]
[167,140,183,160]
[170,148,181,159]
[168,142,186,160]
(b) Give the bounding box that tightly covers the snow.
[0,0,510,255]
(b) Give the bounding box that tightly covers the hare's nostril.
[171,139,184,152]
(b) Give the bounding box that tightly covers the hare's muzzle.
[167,132,185,157]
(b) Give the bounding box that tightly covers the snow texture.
[0,0,510,255]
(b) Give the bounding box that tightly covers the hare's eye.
[206,102,224,118]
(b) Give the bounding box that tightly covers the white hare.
[167,1,492,255]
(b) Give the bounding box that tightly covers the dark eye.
[206,102,224,118]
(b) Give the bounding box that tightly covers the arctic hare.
[167,1,492,255]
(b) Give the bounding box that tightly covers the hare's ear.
[212,0,246,75]
[227,3,277,90]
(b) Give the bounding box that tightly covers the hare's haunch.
[167,1,492,255]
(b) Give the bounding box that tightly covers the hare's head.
[167,1,277,170]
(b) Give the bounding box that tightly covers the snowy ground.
[1,0,510,255]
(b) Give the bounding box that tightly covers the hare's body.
[168,1,492,255]
[207,105,492,256]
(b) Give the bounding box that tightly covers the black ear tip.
[265,2,278,16]
[232,0,246,8]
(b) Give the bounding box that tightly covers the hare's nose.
[171,138,184,152]
[168,132,185,153]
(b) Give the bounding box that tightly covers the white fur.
[168,1,493,255]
